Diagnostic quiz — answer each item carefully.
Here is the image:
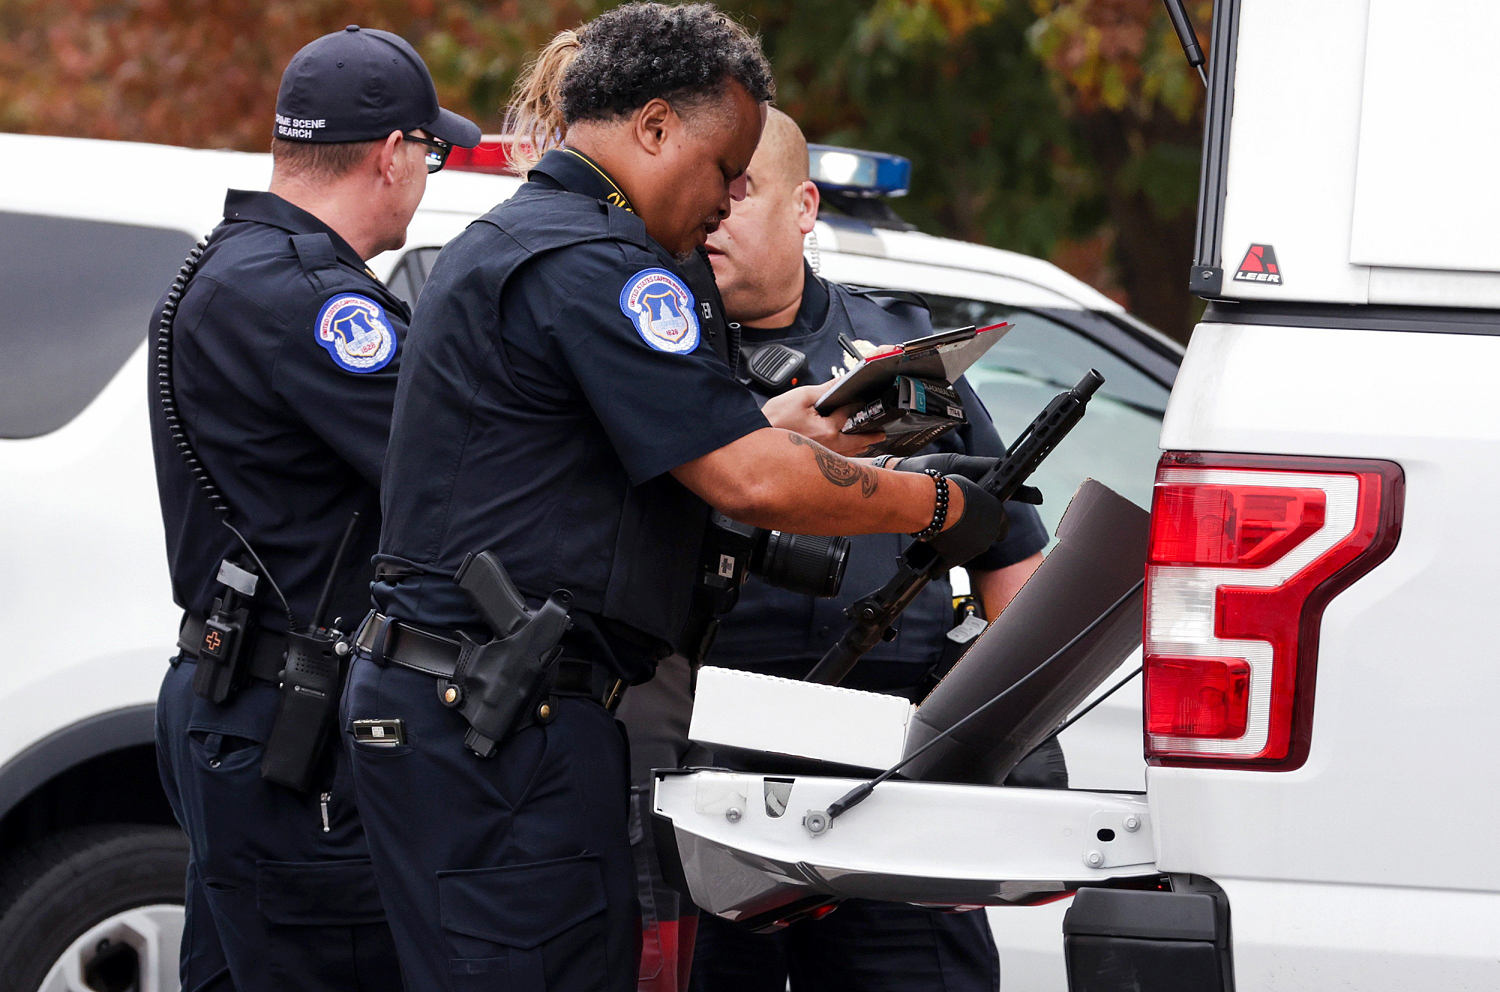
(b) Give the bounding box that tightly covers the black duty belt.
[354,613,625,712]
[177,612,287,684]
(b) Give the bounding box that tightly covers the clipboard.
[813,322,1010,414]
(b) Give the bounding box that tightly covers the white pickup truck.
[654,1,1500,988]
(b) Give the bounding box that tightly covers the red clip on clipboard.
[813,322,1010,414]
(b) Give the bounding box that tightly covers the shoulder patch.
[314,294,397,373]
[618,268,700,354]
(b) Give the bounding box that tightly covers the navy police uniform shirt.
[374,149,768,682]
[708,266,1050,689]
[148,190,404,631]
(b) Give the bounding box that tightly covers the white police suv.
[0,132,1176,990]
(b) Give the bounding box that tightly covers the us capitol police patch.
[315,294,397,373]
[619,268,700,354]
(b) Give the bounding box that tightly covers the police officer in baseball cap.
[151,25,476,992]
[275,25,481,147]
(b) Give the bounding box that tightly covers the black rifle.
[804,369,1105,686]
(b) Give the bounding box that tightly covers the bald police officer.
[685,108,1065,992]
[150,26,478,992]
[341,5,1013,991]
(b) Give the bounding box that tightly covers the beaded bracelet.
[911,469,949,541]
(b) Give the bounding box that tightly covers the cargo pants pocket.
[257,859,400,991]
[185,718,271,890]
[437,854,609,991]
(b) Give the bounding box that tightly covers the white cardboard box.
[689,667,912,771]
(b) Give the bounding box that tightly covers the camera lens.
[755,531,850,598]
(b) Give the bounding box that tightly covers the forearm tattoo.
[790,433,878,498]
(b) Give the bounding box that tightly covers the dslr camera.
[684,511,850,662]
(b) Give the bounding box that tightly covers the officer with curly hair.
[341,4,1015,990]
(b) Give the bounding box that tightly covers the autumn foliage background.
[0,0,1211,341]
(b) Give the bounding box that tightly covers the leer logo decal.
[315,294,397,373]
[1234,244,1283,285]
[619,268,700,354]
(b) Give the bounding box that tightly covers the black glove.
[892,454,1043,505]
[892,453,996,481]
[926,475,1009,566]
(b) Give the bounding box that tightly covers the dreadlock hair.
[507,3,774,170]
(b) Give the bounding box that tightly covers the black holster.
[192,594,253,704]
[448,600,569,757]
[444,551,573,758]
[190,559,263,704]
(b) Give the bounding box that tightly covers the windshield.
[926,297,1172,543]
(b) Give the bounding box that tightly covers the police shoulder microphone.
[742,342,808,394]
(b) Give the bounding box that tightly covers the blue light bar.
[807,144,911,198]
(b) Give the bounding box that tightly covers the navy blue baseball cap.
[274,25,481,147]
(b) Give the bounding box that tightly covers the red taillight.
[1149,484,1325,568]
[445,135,530,175]
[1145,656,1250,737]
[1144,453,1403,770]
